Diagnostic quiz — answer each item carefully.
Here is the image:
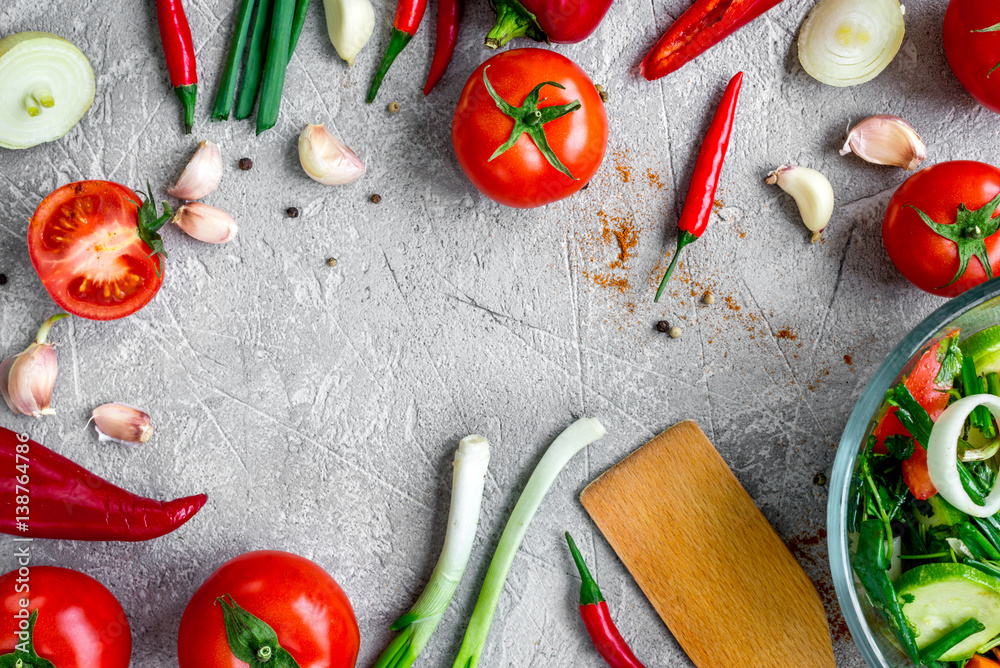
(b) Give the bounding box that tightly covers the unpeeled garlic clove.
[167,140,223,200]
[2,314,68,418]
[172,202,238,244]
[840,115,927,171]
[766,165,835,243]
[298,124,365,185]
[91,403,153,445]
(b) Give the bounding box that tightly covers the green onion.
[988,372,1000,397]
[256,0,295,134]
[212,0,257,121]
[452,417,606,668]
[288,0,310,57]
[919,617,984,664]
[235,0,274,120]
[373,435,491,668]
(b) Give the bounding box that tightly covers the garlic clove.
[298,124,365,185]
[167,140,224,200]
[840,115,927,171]
[172,202,238,244]
[324,0,375,66]
[1,314,67,418]
[7,343,58,417]
[766,165,835,243]
[0,356,17,414]
[91,403,153,445]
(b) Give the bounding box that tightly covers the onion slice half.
[798,0,906,88]
[927,394,1000,518]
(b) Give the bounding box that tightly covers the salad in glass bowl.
[848,321,1000,667]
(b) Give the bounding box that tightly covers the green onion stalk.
[452,417,607,668]
[373,435,491,668]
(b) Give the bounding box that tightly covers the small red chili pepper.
[0,427,207,541]
[368,0,429,103]
[424,0,461,95]
[155,0,199,133]
[654,71,743,302]
[566,532,647,668]
[641,0,785,81]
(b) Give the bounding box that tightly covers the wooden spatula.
[580,420,835,668]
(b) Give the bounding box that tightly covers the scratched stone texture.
[0,0,995,665]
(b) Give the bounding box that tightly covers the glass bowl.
[829,278,1000,667]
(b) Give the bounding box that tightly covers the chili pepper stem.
[485,0,547,48]
[174,84,197,134]
[368,28,412,103]
[654,230,697,302]
[565,532,605,606]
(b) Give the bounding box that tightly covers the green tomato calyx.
[908,191,1000,288]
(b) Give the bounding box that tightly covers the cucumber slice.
[0,31,95,149]
[961,326,1000,375]
[916,495,969,529]
[897,563,1000,661]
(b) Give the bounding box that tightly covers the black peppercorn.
[813,472,827,486]
[655,320,670,333]
[370,194,382,204]
[0,274,7,286]
[239,158,253,170]
[286,207,299,218]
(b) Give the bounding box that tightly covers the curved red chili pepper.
[0,427,207,541]
[424,0,461,95]
[155,0,198,133]
[641,0,786,81]
[566,533,647,668]
[485,0,614,48]
[368,0,429,102]
[654,71,743,302]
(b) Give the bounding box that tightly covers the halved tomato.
[28,181,169,321]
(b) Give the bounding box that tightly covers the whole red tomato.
[178,550,359,668]
[452,48,608,209]
[883,161,1000,297]
[28,180,170,321]
[945,0,1000,114]
[0,566,131,668]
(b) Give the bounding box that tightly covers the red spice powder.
[844,355,853,366]
[775,327,797,340]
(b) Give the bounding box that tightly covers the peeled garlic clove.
[173,202,238,244]
[766,165,835,243]
[299,124,365,185]
[91,403,153,445]
[2,314,67,418]
[0,356,17,414]
[840,115,927,171]
[324,0,375,66]
[167,140,223,200]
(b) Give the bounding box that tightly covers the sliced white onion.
[0,32,95,149]
[927,395,1000,518]
[798,0,906,88]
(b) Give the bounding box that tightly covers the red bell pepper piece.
[641,0,787,81]
[0,427,207,541]
[155,0,198,133]
[872,332,959,499]
[424,0,461,95]
[654,71,742,301]
[484,0,614,48]
[566,533,646,668]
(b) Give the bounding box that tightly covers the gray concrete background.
[0,0,993,665]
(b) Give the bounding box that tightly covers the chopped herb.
[935,332,964,387]
[885,435,916,461]
[885,384,934,446]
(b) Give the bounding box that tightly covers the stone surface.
[0,0,993,665]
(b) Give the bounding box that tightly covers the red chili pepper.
[424,0,461,95]
[0,427,207,541]
[654,71,743,302]
[485,0,614,48]
[368,0,429,103]
[155,0,199,133]
[641,0,786,81]
[565,532,647,668]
